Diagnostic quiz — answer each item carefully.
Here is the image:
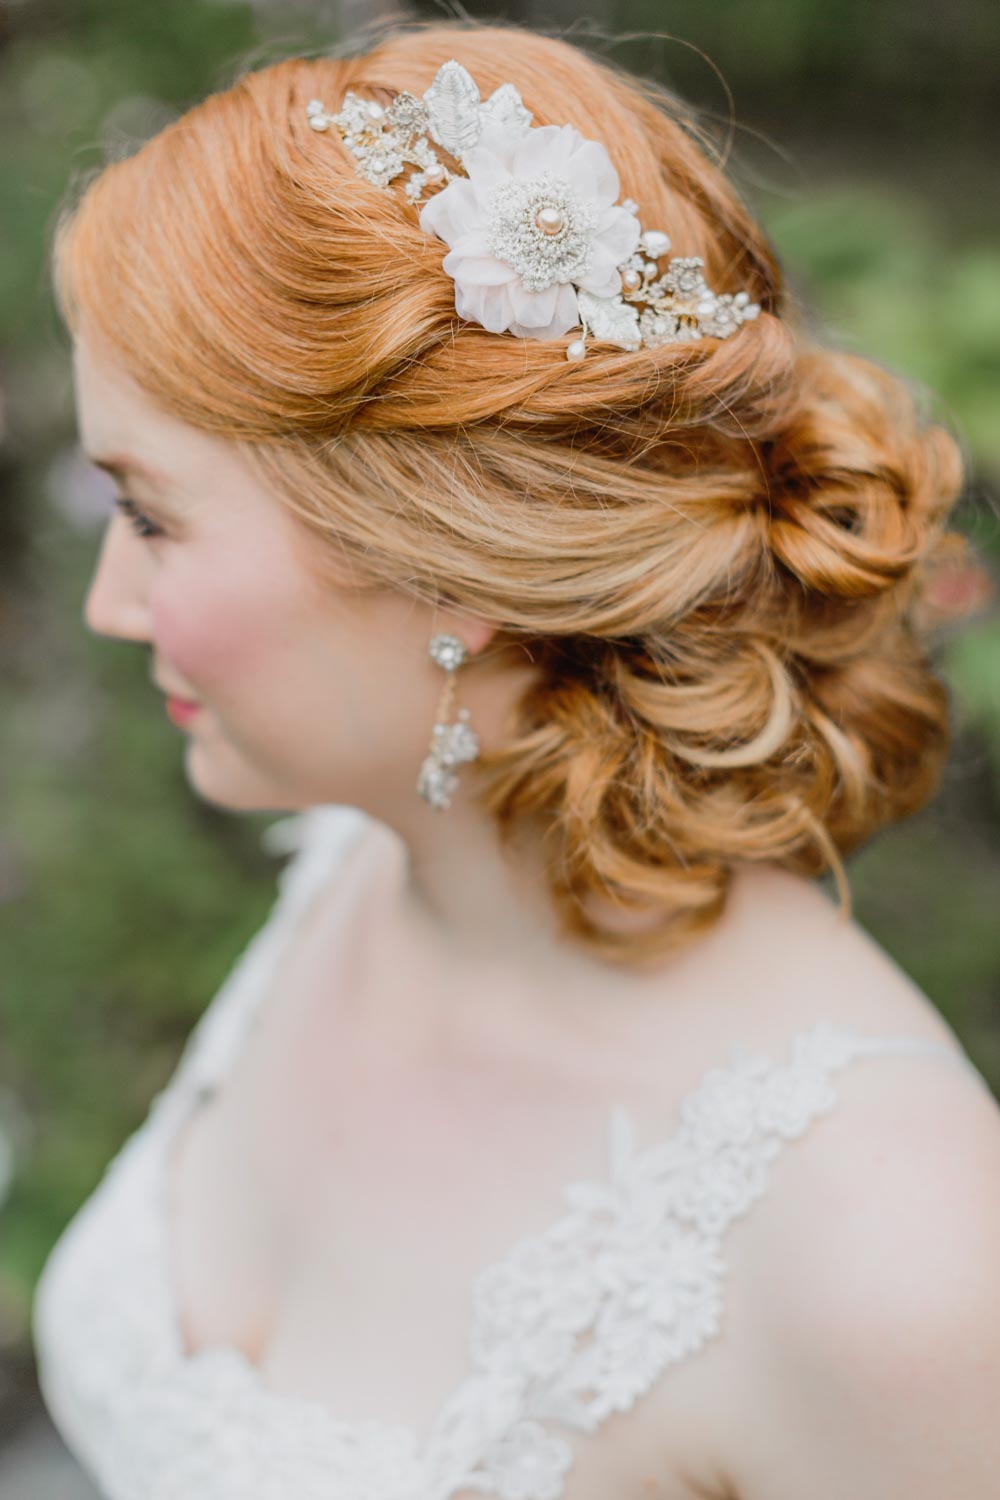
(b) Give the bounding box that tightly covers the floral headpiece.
[306,59,761,361]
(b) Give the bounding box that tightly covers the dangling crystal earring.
[416,632,480,810]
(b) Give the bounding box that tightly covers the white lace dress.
[31,803,984,1500]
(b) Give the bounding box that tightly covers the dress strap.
[835,1031,979,1068]
[782,1021,986,1085]
[433,1017,990,1496]
[148,804,372,1116]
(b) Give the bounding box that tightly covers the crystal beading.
[417,635,480,810]
[309,90,453,195]
[483,172,599,293]
[428,632,467,670]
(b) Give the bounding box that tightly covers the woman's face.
[73,331,496,816]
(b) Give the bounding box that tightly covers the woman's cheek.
[150,585,251,698]
[150,557,293,702]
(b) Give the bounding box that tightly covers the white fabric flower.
[484,1419,572,1500]
[418,122,641,340]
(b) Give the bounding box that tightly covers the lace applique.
[417,1021,976,1499]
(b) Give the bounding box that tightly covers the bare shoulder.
[716,861,969,1049]
[721,1060,1000,1499]
[720,861,1000,1321]
[698,865,1000,1500]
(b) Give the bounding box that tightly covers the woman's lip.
[165,695,201,725]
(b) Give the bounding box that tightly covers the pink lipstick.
[165,695,201,726]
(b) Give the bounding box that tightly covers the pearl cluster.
[306,92,453,199]
[638,256,760,348]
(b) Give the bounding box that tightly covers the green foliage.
[947,616,1000,777]
[761,190,1000,470]
[611,0,998,152]
[0,0,339,371]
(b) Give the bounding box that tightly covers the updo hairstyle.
[53,21,976,966]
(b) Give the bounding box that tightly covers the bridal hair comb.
[305,60,761,361]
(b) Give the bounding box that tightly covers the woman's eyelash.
[114,497,162,538]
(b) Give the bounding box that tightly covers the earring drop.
[416,632,480,809]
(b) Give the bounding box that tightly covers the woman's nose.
[83,519,154,643]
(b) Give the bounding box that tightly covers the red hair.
[53,20,980,966]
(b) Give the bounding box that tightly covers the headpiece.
[305,60,761,361]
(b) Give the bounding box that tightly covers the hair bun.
[764,349,963,600]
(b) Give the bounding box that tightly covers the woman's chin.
[181,737,285,813]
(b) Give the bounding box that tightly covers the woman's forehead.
[72,335,239,509]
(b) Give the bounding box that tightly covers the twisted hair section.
[53,21,979,966]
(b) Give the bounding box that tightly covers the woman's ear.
[436,614,499,658]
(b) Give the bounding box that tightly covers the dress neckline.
[146,805,635,1444]
[135,805,976,1494]
[153,810,377,1365]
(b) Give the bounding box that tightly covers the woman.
[31,20,1000,1500]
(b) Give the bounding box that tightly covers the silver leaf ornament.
[576,290,642,351]
[423,60,483,160]
[479,82,533,139]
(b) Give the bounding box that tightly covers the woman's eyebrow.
[85,452,172,491]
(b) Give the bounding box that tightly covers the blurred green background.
[1,0,999,1457]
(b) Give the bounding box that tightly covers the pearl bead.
[566,339,587,361]
[641,229,671,258]
[367,102,385,119]
[424,162,445,182]
[621,268,642,292]
[307,116,329,132]
[536,206,566,235]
